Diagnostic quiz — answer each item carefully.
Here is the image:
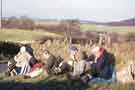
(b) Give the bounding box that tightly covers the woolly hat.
[69,46,78,55]
[20,46,26,53]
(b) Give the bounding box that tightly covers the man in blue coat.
[90,46,113,79]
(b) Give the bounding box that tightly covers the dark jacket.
[29,57,38,67]
[46,55,63,74]
[45,55,56,73]
[91,49,113,79]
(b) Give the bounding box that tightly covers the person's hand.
[59,62,64,67]
[89,61,93,64]
[67,60,73,66]
[14,56,17,61]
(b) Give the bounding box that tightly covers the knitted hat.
[20,46,26,53]
[69,46,78,55]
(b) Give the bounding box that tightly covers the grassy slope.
[0,29,61,42]
[81,24,135,34]
[0,28,135,90]
[0,42,135,90]
[0,25,135,42]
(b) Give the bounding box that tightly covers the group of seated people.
[6,45,114,84]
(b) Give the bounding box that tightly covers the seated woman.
[7,46,32,76]
[7,46,40,77]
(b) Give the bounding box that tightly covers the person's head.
[91,46,104,58]
[43,50,51,59]
[74,50,84,62]
[25,44,34,56]
[69,46,78,60]
[20,46,26,53]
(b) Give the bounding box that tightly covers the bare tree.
[61,19,80,45]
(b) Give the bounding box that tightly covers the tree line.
[1,16,80,32]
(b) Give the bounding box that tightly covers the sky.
[1,0,135,22]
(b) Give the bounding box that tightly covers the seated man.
[56,46,90,83]
[81,47,114,83]
[89,46,113,79]
[42,50,63,75]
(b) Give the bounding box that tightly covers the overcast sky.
[1,0,135,22]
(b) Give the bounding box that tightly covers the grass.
[0,28,135,90]
[0,28,62,42]
[0,26,135,43]
[0,73,135,90]
[81,24,135,34]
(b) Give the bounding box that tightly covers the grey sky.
[1,0,135,22]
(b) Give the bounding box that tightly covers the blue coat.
[91,51,113,79]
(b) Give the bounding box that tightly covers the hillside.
[80,18,135,26]
[0,29,62,43]
[105,18,135,26]
[0,28,135,90]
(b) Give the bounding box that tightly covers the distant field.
[81,24,135,34]
[0,29,61,42]
[0,26,135,42]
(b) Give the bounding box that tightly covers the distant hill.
[80,18,135,26]
[104,18,135,26]
[3,17,135,27]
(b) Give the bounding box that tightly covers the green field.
[0,29,61,42]
[81,24,135,34]
[0,26,135,42]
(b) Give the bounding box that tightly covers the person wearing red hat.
[90,46,113,79]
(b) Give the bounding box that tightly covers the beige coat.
[14,52,32,67]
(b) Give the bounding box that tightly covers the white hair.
[20,46,26,53]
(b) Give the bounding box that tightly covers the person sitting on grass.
[54,46,91,83]
[42,50,63,75]
[22,45,44,78]
[7,46,32,76]
[24,49,63,78]
[89,46,113,79]
[25,45,38,68]
[14,46,32,75]
[24,62,44,78]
